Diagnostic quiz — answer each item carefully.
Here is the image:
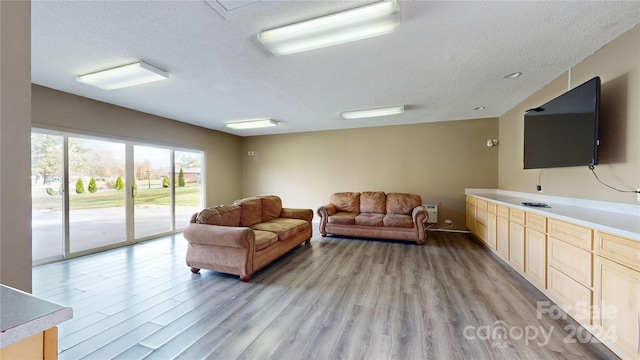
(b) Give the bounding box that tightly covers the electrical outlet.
[445,219,453,225]
[537,185,543,192]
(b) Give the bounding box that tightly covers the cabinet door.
[497,216,509,259]
[509,222,525,272]
[486,212,497,250]
[466,204,477,234]
[594,256,640,359]
[525,228,546,289]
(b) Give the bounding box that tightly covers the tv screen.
[523,76,600,169]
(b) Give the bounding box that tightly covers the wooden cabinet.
[465,196,477,234]
[525,213,547,288]
[525,227,547,288]
[465,194,639,360]
[496,205,510,259]
[509,221,525,272]
[476,199,488,244]
[0,327,58,360]
[594,232,640,359]
[508,208,526,272]
[547,220,593,326]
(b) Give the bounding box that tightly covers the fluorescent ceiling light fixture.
[258,0,399,55]
[226,119,278,129]
[76,61,169,90]
[340,105,404,119]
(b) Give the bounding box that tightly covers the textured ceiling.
[31,1,640,137]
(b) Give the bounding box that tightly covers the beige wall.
[1,0,32,292]
[32,85,244,207]
[499,25,640,204]
[242,118,499,228]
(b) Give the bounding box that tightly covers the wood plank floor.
[33,229,619,360]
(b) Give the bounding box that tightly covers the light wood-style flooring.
[33,230,618,359]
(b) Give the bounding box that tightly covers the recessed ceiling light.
[503,72,522,79]
[474,106,486,111]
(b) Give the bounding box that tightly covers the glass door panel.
[175,150,203,230]
[68,137,126,253]
[134,145,171,239]
[31,133,64,262]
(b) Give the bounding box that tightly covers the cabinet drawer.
[596,231,640,271]
[548,236,593,287]
[510,208,525,225]
[548,267,592,325]
[497,205,509,219]
[526,212,547,233]
[548,219,593,250]
[466,196,477,206]
[487,202,497,215]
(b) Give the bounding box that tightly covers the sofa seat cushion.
[253,230,278,251]
[328,212,358,225]
[386,193,422,215]
[268,218,310,233]
[196,204,241,226]
[355,213,384,226]
[383,214,414,228]
[251,220,299,241]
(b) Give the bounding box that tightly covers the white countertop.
[466,189,640,241]
[0,285,73,348]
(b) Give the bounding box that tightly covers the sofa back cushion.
[360,191,386,213]
[330,192,360,213]
[260,195,282,222]
[386,193,422,215]
[195,204,241,226]
[234,197,263,226]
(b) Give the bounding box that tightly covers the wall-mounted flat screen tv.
[523,76,600,169]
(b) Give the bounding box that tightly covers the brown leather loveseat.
[184,195,313,281]
[317,191,428,244]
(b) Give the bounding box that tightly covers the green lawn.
[33,183,201,210]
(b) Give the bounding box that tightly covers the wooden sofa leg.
[191,267,201,274]
[240,275,251,282]
[305,238,311,245]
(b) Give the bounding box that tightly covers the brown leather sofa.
[183,195,313,281]
[317,191,428,244]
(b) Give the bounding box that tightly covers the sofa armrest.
[317,204,337,217]
[183,223,254,248]
[281,208,314,222]
[317,204,337,236]
[412,205,429,224]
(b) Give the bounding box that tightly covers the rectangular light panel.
[258,0,399,55]
[340,105,404,119]
[76,61,169,90]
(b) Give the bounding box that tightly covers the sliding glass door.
[31,133,64,263]
[68,137,127,253]
[133,145,172,239]
[31,129,203,263]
